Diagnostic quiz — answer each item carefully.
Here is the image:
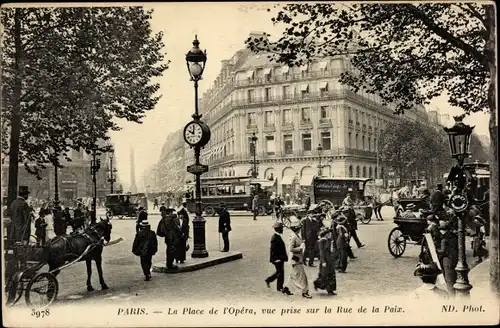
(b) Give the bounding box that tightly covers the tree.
[1,7,169,206]
[378,118,452,186]
[247,3,498,295]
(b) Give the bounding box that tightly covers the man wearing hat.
[132,220,158,281]
[175,199,190,264]
[430,183,446,214]
[436,220,458,296]
[136,206,148,233]
[10,186,32,243]
[334,212,350,273]
[265,222,292,295]
[412,262,449,299]
[218,202,231,252]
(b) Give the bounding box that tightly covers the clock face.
[184,122,203,145]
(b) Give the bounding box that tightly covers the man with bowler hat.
[10,186,32,243]
[132,220,158,281]
[218,202,231,252]
[265,222,293,295]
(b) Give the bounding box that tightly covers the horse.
[44,218,113,292]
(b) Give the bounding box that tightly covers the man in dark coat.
[265,222,292,295]
[218,202,231,252]
[10,186,32,243]
[136,206,148,233]
[301,213,319,266]
[52,205,65,236]
[175,199,190,264]
[342,193,365,249]
[63,207,72,234]
[132,220,158,281]
[162,208,181,269]
[430,184,447,214]
[35,213,48,246]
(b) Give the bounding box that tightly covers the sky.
[108,2,491,191]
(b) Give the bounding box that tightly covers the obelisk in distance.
[129,147,138,193]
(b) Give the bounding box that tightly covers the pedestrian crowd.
[264,191,366,298]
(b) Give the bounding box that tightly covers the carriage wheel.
[25,272,59,308]
[388,227,406,258]
[357,213,371,225]
[204,206,215,217]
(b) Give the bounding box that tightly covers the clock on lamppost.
[183,120,211,147]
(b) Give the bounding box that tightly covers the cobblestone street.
[22,207,475,307]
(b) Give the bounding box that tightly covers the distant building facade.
[150,32,448,195]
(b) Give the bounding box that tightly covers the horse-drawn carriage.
[387,211,429,258]
[4,218,114,308]
[105,193,147,219]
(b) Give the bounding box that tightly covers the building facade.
[2,146,118,204]
[151,32,448,195]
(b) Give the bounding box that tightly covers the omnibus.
[185,176,275,216]
[310,177,374,207]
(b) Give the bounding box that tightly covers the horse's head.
[96,217,113,242]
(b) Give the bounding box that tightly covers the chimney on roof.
[249,31,268,41]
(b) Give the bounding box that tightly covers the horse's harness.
[50,225,107,259]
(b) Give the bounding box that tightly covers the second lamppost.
[107,150,117,194]
[90,150,101,222]
[250,133,258,178]
[317,143,323,176]
[183,35,211,258]
[443,114,474,297]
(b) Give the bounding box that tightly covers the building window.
[248,89,255,103]
[282,109,292,124]
[375,167,378,179]
[320,106,329,119]
[369,167,373,178]
[355,133,359,149]
[362,166,366,178]
[247,113,256,126]
[321,132,331,150]
[301,107,311,123]
[302,133,312,151]
[283,85,291,99]
[356,166,360,178]
[349,165,353,178]
[300,84,309,98]
[362,135,366,150]
[283,134,293,154]
[348,132,352,148]
[319,82,328,95]
[264,87,272,102]
[368,137,371,151]
[374,137,377,151]
[265,136,275,155]
[264,111,274,126]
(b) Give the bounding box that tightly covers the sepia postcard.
[1,1,499,327]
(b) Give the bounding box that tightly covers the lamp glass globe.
[190,63,202,77]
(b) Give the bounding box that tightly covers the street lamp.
[444,114,474,297]
[106,150,117,193]
[184,35,211,259]
[90,150,101,222]
[250,132,258,178]
[51,151,60,207]
[317,143,323,176]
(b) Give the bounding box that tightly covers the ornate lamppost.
[443,114,474,297]
[90,150,101,221]
[106,149,117,193]
[250,132,258,178]
[317,143,323,176]
[183,35,211,258]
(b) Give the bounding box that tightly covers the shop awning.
[299,175,315,186]
[319,81,328,90]
[319,61,328,69]
[281,175,295,185]
[300,84,309,92]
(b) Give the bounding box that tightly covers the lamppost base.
[191,215,209,259]
[453,282,473,297]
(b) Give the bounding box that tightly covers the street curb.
[152,251,243,274]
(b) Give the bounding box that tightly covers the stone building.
[151,32,447,196]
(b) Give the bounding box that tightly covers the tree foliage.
[378,119,452,184]
[1,7,169,174]
[246,3,492,115]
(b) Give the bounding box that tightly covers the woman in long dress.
[313,227,337,295]
[335,215,350,273]
[288,221,312,299]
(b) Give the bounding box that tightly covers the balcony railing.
[345,148,376,157]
